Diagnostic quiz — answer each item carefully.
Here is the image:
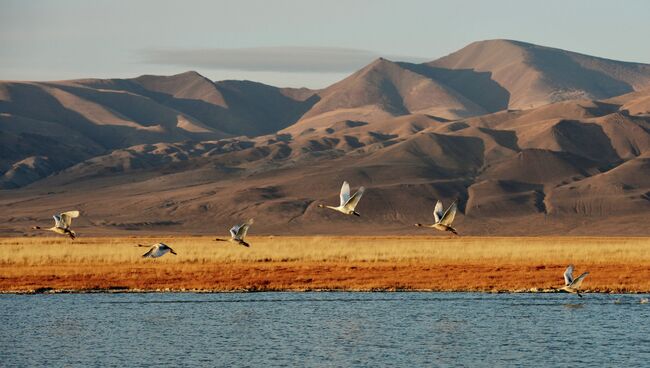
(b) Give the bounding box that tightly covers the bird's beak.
[170,250,177,255]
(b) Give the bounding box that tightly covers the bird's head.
[414,223,422,227]
[317,204,324,208]
[31,226,41,230]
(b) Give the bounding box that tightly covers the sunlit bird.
[139,243,177,258]
[415,200,459,235]
[559,264,589,297]
[32,210,80,239]
[215,218,254,247]
[318,181,365,216]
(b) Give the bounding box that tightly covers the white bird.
[32,210,80,239]
[318,181,365,216]
[559,264,589,297]
[215,218,254,247]
[415,200,459,235]
[139,243,177,258]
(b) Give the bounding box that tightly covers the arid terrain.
[2,39,650,236]
[1,236,649,293]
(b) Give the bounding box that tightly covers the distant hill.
[1,40,650,235]
[0,72,317,187]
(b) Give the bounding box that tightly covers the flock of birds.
[31,181,591,296]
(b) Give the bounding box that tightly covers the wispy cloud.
[139,47,430,73]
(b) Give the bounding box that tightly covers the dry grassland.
[1,236,649,292]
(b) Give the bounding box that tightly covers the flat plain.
[1,236,649,293]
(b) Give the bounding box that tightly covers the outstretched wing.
[440,201,457,226]
[343,187,365,211]
[236,219,254,239]
[53,215,63,228]
[564,265,574,286]
[339,181,351,207]
[433,201,444,223]
[230,225,241,239]
[142,247,155,258]
[570,272,589,288]
[59,210,79,229]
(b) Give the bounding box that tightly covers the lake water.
[1,292,649,367]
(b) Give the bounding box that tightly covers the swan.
[559,264,589,297]
[139,243,177,258]
[32,210,80,239]
[318,181,365,216]
[215,218,254,247]
[415,200,459,235]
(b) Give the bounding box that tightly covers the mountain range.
[2,39,650,235]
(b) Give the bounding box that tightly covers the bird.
[640,298,649,304]
[559,264,589,297]
[139,243,177,258]
[32,210,80,239]
[415,200,459,235]
[215,218,254,247]
[318,181,365,216]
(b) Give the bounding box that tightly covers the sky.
[2,0,650,88]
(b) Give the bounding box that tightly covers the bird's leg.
[577,292,583,298]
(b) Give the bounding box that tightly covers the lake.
[1,292,649,367]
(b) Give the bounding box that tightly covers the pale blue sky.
[1,0,649,88]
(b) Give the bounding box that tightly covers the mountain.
[1,40,650,235]
[292,39,650,131]
[0,72,318,188]
[429,39,650,109]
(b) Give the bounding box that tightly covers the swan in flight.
[139,243,177,258]
[318,181,366,216]
[215,218,254,247]
[559,264,589,297]
[415,200,459,235]
[32,210,80,239]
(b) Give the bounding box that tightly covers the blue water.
[1,292,649,367]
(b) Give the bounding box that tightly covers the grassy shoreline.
[2,236,649,293]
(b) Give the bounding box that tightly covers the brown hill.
[2,40,650,235]
[430,39,650,109]
[0,72,317,188]
[2,89,649,236]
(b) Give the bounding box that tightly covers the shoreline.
[3,288,649,295]
[2,236,650,294]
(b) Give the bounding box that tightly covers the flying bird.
[415,200,459,235]
[215,219,254,247]
[559,264,589,297]
[139,243,177,258]
[318,181,365,216]
[32,210,80,239]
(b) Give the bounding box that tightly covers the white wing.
[564,265,574,286]
[59,210,79,228]
[433,201,444,223]
[339,181,351,207]
[570,272,589,288]
[53,215,63,228]
[440,201,457,226]
[236,219,254,239]
[230,225,241,239]
[343,187,365,211]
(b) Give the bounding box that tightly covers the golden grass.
[1,236,649,292]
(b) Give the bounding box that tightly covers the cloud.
[139,46,430,73]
